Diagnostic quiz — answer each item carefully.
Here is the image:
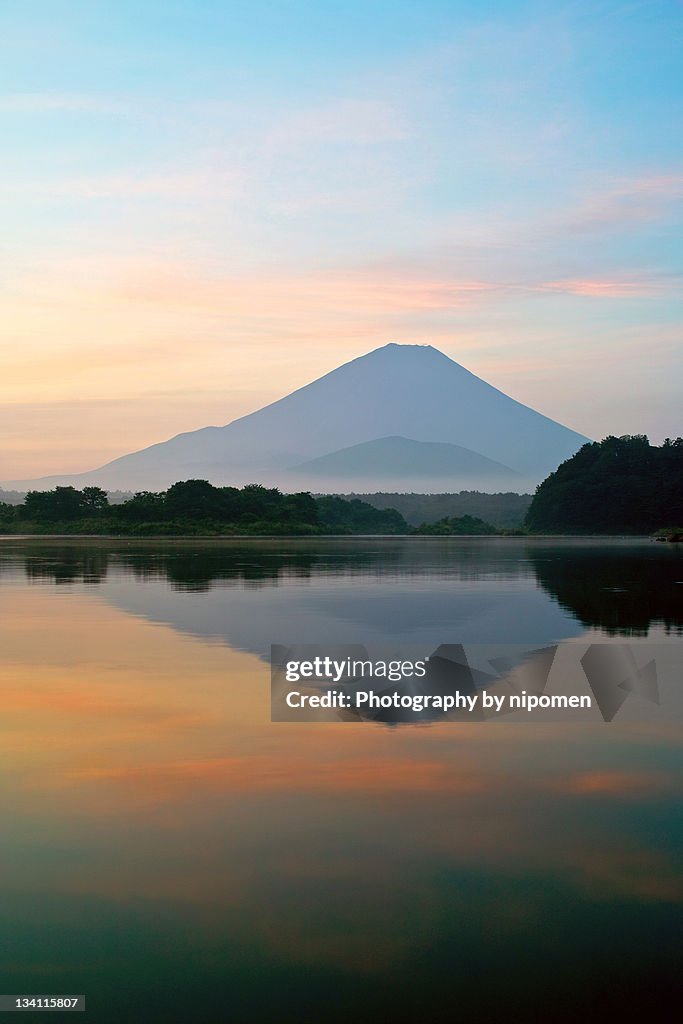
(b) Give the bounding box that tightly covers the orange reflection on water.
[0,578,682,978]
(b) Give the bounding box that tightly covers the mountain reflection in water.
[4,537,681,645]
[0,536,681,1023]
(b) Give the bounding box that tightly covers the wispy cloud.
[0,2,681,477]
[110,263,501,314]
[569,173,683,231]
[0,92,124,114]
[539,274,676,298]
[1,169,243,201]
[266,98,410,148]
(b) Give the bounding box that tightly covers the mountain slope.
[283,435,523,492]
[291,435,520,477]
[3,343,590,492]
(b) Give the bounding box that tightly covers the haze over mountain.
[289,436,523,493]
[3,344,590,493]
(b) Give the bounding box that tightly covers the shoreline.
[0,532,664,542]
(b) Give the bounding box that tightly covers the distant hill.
[2,343,589,493]
[0,489,25,506]
[288,435,522,492]
[333,491,533,528]
[525,435,683,534]
[0,488,133,506]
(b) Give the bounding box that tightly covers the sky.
[0,0,681,480]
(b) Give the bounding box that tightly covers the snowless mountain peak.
[2,342,590,493]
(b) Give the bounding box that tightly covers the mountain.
[2,343,590,493]
[286,436,522,493]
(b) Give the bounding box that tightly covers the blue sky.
[0,0,681,477]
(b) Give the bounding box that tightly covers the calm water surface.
[0,537,681,1022]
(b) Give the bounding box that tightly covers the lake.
[0,537,681,1022]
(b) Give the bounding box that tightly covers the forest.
[0,480,409,535]
[524,435,683,534]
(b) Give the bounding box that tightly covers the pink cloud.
[110,262,500,315]
[540,275,671,298]
[570,173,683,231]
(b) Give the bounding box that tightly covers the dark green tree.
[525,436,683,534]
[237,484,283,522]
[113,490,166,521]
[316,496,407,534]
[413,514,496,535]
[165,479,226,519]
[0,501,16,527]
[24,486,84,521]
[81,486,109,512]
[282,491,319,526]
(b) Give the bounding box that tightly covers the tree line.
[524,435,683,534]
[0,480,400,535]
[4,435,678,536]
[336,491,532,527]
[0,479,505,536]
